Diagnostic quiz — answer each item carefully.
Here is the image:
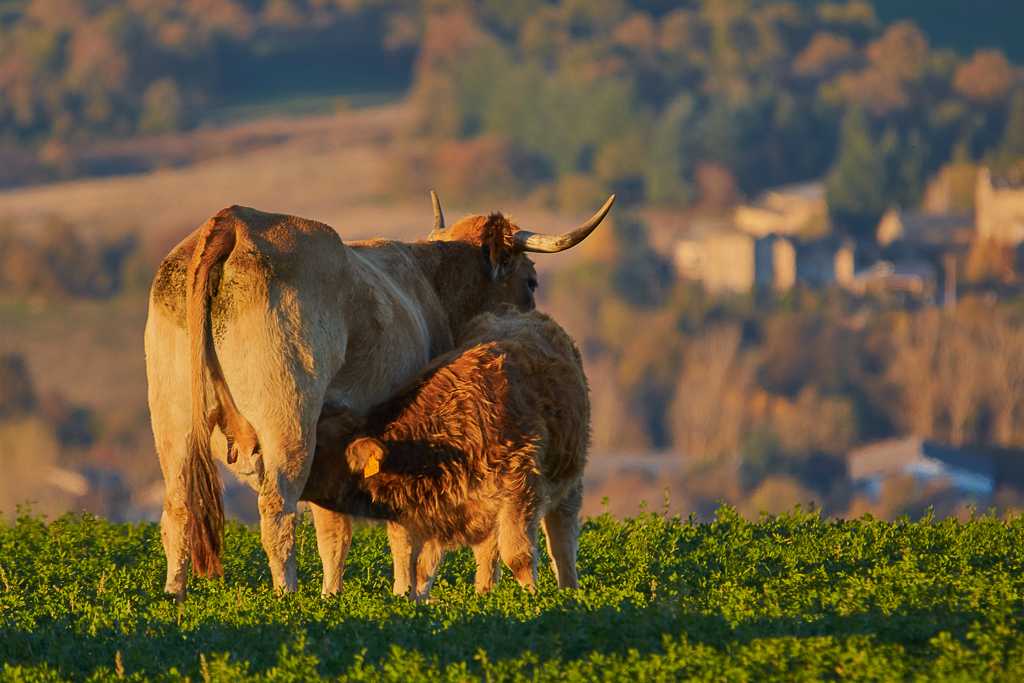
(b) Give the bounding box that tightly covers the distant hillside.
[1,0,1023,223]
[384,0,1024,238]
[0,0,416,181]
[843,0,1024,63]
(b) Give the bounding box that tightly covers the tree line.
[0,218,136,300]
[0,0,414,152]
[1,0,1022,232]
[400,0,1024,234]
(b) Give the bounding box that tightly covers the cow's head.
[427,192,615,313]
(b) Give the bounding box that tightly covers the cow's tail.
[184,211,260,577]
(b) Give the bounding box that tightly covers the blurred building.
[976,167,1024,244]
[846,259,938,300]
[674,230,755,295]
[674,230,854,295]
[796,238,856,288]
[847,438,994,500]
[672,167,1024,302]
[876,208,974,249]
[674,180,853,295]
[734,181,829,238]
[754,235,796,291]
[46,466,131,522]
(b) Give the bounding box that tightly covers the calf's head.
[346,437,387,475]
[313,410,396,479]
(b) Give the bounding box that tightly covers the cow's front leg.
[309,504,353,596]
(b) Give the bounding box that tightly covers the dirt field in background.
[0,102,615,260]
[0,105,430,241]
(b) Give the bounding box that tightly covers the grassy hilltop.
[1,507,1022,681]
[6,0,1024,525]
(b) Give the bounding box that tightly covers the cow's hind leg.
[152,411,191,601]
[258,488,300,593]
[160,475,190,602]
[148,318,193,601]
[541,481,583,589]
[257,434,316,594]
[309,504,352,596]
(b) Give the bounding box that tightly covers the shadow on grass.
[0,598,999,680]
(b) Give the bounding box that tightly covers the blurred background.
[1,0,1024,525]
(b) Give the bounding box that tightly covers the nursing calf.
[303,309,590,600]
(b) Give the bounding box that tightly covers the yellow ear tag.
[363,457,380,478]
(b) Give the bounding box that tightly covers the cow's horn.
[431,191,445,232]
[513,195,615,253]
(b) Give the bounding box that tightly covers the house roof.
[879,209,974,248]
[847,437,994,497]
[756,180,825,204]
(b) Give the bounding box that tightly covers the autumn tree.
[792,31,855,77]
[982,317,1024,446]
[826,107,893,231]
[669,323,752,461]
[937,323,981,447]
[954,49,1016,105]
[887,310,941,439]
[998,89,1024,164]
[0,355,37,418]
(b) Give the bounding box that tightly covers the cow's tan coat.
[146,205,541,600]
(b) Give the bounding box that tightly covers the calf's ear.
[346,437,387,472]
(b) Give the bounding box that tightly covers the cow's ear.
[487,215,514,278]
[346,437,387,472]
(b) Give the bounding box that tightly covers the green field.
[1,505,1022,682]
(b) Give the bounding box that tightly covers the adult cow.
[145,193,613,601]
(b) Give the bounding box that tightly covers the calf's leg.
[310,504,353,596]
[387,522,420,597]
[413,539,444,602]
[541,481,583,589]
[497,503,540,592]
[471,532,501,594]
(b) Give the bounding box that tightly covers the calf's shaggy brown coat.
[302,308,590,600]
